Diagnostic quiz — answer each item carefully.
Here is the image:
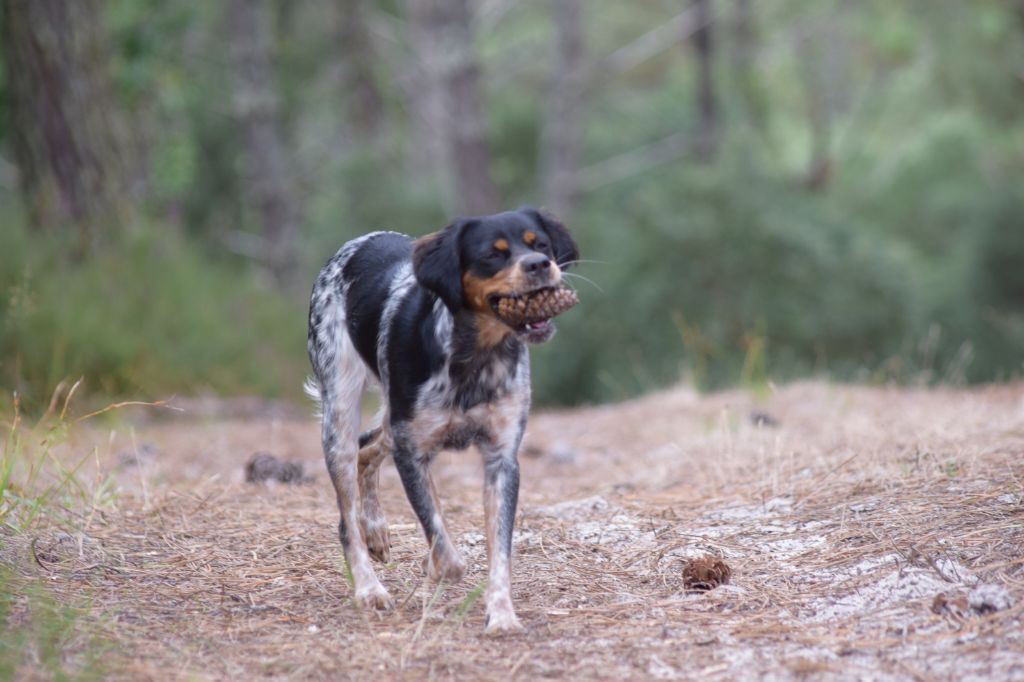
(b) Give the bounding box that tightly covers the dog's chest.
[408,357,528,453]
[407,392,527,453]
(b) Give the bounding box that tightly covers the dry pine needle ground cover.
[3,382,1024,680]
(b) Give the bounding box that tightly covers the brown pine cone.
[494,287,579,327]
[682,556,732,591]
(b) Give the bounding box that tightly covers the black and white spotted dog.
[306,208,578,632]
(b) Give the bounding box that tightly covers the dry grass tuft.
[3,381,1024,679]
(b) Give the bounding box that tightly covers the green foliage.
[0,568,108,681]
[0,381,117,532]
[0,392,111,680]
[532,154,917,404]
[533,0,1024,404]
[2,0,1024,407]
[454,581,487,622]
[0,217,306,412]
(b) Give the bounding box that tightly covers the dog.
[306,207,578,632]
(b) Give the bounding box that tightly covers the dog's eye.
[533,239,549,251]
[487,249,508,261]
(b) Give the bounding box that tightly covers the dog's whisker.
[557,274,582,292]
[561,271,604,293]
[560,259,609,267]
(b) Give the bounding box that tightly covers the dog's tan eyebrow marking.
[494,239,510,252]
[523,231,537,245]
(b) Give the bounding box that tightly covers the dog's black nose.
[522,254,551,273]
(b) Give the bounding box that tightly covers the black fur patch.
[343,233,414,377]
[413,221,475,313]
[523,207,580,267]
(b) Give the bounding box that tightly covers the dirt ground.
[10,382,1024,680]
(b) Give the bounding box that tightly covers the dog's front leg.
[480,427,524,633]
[392,429,466,584]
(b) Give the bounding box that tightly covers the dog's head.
[413,207,579,345]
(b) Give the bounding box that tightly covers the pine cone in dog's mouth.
[489,287,579,331]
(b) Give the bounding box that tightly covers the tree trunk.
[731,0,766,135]
[227,0,300,286]
[336,0,386,139]
[540,0,586,218]
[731,0,753,83]
[405,0,449,191]
[797,17,851,192]
[690,0,719,161]
[0,0,134,251]
[408,0,500,216]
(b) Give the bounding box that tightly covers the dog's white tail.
[303,376,323,416]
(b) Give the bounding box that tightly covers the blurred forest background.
[1,0,1023,412]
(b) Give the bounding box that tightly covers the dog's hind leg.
[318,346,391,609]
[357,424,392,563]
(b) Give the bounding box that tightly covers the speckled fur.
[307,209,578,632]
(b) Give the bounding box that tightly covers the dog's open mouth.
[488,286,579,342]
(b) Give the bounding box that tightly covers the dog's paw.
[422,550,467,584]
[361,518,391,564]
[484,608,523,635]
[353,581,393,610]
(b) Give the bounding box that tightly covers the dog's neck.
[448,309,523,390]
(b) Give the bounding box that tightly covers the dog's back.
[309,231,412,385]
[337,232,413,377]
[309,231,448,407]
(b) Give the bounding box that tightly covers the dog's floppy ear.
[413,220,473,312]
[524,207,579,269]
